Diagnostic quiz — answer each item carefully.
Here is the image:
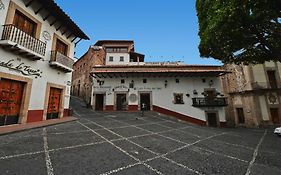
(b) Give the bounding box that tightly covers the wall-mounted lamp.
[164,80,168,88]
[193,90,198,95]
[209,80,214,86]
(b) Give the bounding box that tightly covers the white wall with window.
[91,75,226,125]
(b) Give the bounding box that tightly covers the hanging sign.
[0,59,43,78]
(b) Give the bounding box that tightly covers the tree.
[196,0,281,64]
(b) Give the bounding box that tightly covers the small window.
[109,56,113,62]
[120,56,124,62]
[143,79,147,83]
[121,79,125,84]
[174,93,184,104]
[176,79,179,83]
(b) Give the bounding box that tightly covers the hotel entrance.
[0,78,24,126]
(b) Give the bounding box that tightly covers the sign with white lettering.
[0,59,43,78]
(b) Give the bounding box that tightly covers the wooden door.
[47,88,61,120]
[236,108,245,124]
[207,112,218,127]
[270,108,280,124]
[95,94,104,111]
[0,78,24,126]
[13,10,36,36]
[116,94,126,111]
[56,39,68,55]
[140,93,151,111]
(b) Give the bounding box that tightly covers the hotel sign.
[0,59,43,78]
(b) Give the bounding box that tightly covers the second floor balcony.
[0,24,46,60]
[251,82,280,90]
[49,51,74,72]
[192,97,228,107]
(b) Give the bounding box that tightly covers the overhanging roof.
[91,65,228,78]
[26,0,89,40]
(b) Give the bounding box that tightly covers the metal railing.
[192,97,227,107]
[1,24,46,56]
[50,51,74,70]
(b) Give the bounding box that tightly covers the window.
[143,79,147,83]
[267,70,277,88]
[109,56,113,62]
[121,79,125,84]
[56,39,68,56]
[120,56,124,62]
[174,93,184,104]
[13,10,37,37]
[176,79,179,83]
[236,108,245,124]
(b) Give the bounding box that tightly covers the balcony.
[251,82,279,90]
[50,51,74,72]
[0,24,46,60]
[192,97,228,107]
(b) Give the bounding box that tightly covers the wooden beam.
[61,29,68,35]
[25,0,35,7]
[56,25,62,31]
[35,6,44,14]
[74,38,82,47]
[43,14,51,21]
[50,19,57,26]
[67,33,73,39]
[71,37,78,43]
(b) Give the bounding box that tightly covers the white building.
[0,0,89,126]
[90,41,228,127]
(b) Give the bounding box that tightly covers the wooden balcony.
[192,97,228,107]
[0,24,46,60]
[50,51,74,72]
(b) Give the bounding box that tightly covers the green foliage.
[196,0,281,64]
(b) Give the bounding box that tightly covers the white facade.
[106,53,130,65]
[0,0,87,125]
[91,73,227,126]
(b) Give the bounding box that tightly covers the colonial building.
[72,40,143,106]
[79,40,228,127]
[222,62,281,127]
[0,0,89,126]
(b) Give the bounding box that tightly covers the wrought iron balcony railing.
[50,51,74,72]
[192,97,227,107]
[0,24,46,59]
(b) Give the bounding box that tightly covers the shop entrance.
[0,78,24,126]
[47,87,62,120]
[140,93,151,111]
[116,94,127,111]
[207,112,218,127]
[95,94,104,111]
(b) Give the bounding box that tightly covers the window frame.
[173,93,184,104]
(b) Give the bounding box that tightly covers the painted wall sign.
[0,59,43,78]
[42,31,51,41]
[0,0,5,10]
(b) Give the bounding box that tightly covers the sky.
[55,0,222,65]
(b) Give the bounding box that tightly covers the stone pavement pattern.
[0,96,280,175]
